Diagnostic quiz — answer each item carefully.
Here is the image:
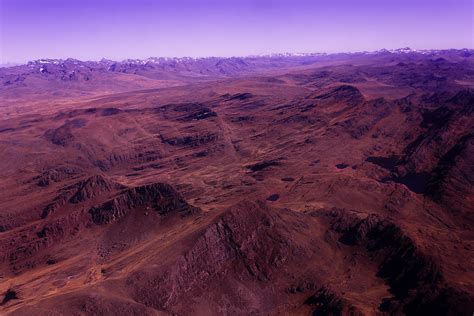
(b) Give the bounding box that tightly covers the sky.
[0,0,472,63]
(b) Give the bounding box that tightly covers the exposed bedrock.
[90,183,200,224]
[325,210,474,315]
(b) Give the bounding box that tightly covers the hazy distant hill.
[1,49,473,315]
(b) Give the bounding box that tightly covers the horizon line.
[1,47,473,67]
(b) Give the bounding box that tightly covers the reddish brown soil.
[0,50,473,315]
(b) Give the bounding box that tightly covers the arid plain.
[0,50,473,315]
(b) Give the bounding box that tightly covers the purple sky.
[0,0,472,63]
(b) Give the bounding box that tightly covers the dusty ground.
[0,51,473,315]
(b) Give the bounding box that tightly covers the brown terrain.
[0,49,473,315]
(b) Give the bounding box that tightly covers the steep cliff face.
[126,201,308,312]
[69,175,119,203]
[90,183,199,224]
[1,180,200,277]
[41,175,122,219]
[329,211,474,315]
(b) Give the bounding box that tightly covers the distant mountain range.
[1,48,472,88]
[1,45,473,315]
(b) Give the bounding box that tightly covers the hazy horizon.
[2,47,474,68]
[1,0,473,64]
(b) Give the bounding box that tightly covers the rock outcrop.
[327,211,474,315]
[127,201,307,312]
[90,183,199,224]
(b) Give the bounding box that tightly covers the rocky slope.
[0,50,473,315]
